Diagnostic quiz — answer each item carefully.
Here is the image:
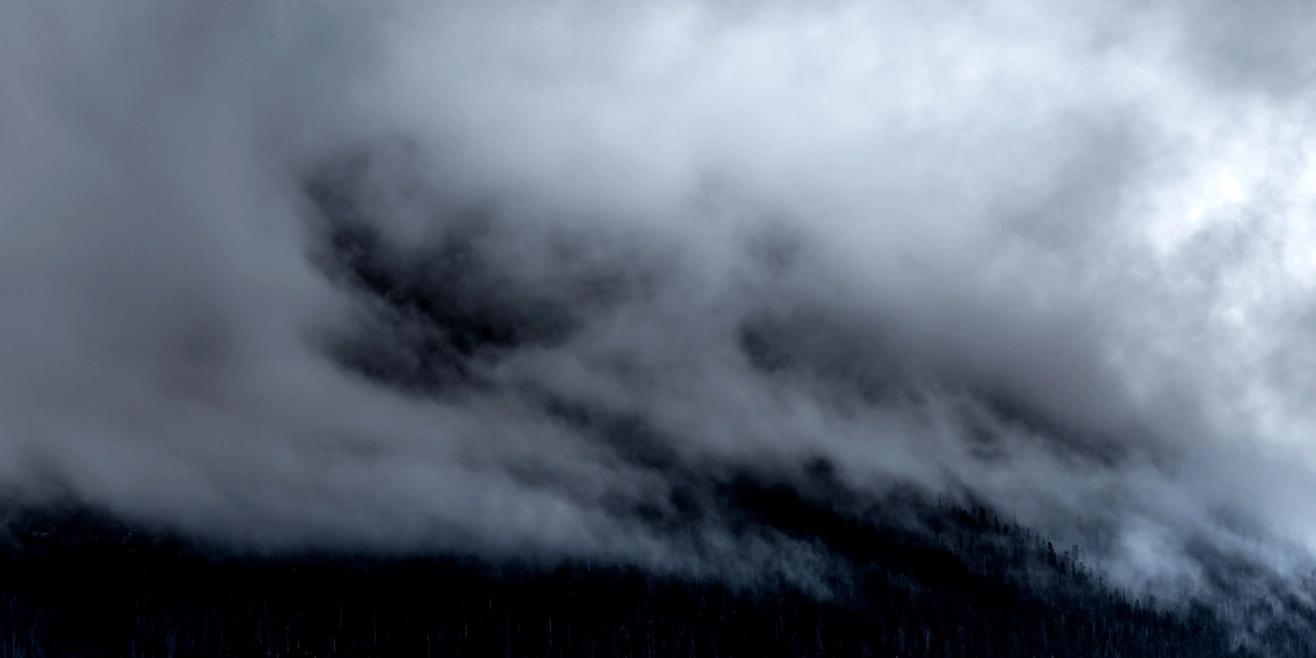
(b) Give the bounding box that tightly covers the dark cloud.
[2,0,1316,617]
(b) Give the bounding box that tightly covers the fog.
[3,0,1316,606]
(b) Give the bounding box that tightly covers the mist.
[3,0,1316,610]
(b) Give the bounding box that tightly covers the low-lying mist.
[3,0,1316,615]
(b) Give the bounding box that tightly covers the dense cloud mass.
[3,0,1316,612]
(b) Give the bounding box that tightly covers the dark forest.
[3,495,1314,657]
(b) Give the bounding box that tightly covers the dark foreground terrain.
[2,496,1313,658]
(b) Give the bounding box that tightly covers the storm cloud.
[3,0,1316,609]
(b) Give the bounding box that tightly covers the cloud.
[3,0,1316,607]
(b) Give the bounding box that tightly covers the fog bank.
[3,0,1316,604]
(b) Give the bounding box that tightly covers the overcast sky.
[2,0,1316,603]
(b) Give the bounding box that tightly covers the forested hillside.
[3,499,1312,657]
